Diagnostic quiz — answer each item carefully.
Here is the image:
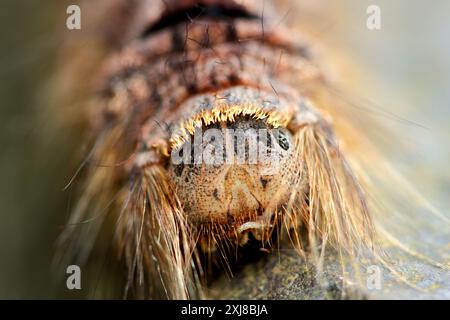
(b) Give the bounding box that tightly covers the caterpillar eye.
[276,130,290,151]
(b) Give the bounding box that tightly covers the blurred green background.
[0,0,448,299]
[0,0,73,298]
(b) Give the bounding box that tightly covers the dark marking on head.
[174,163,184,177]
[260,177,269,188]
[213,188,219,200]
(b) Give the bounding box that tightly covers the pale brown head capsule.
[168,89,299,227]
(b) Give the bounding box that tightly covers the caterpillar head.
[168,109,301,230]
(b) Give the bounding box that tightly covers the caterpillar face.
[169,110,297,227]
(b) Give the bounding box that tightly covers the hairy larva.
[53,0,449,299]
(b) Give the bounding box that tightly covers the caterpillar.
[54,0,448,299]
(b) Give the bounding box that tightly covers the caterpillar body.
[56,0,447,299]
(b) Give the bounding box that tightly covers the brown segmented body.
[59,0,376,299]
